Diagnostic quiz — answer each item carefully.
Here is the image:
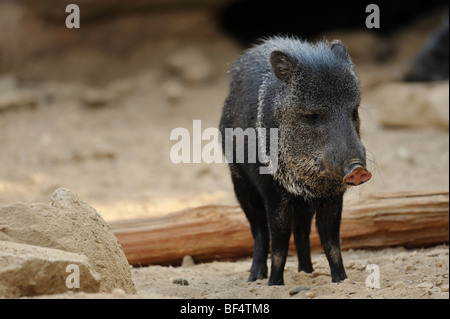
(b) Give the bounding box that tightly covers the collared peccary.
[404,18,449,82]
[219,36,372,285]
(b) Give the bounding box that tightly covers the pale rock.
[0,89,38,112]
[0,241,101,298]
[166,47,213,84]
[376,81,449,129]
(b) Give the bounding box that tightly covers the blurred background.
[0,0,448,221]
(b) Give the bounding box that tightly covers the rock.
[0,89,38,112]
[165,47,213,84]
[440,284,449,292]
[396,147,415,164]
[305,292,315,298]
[112,287,126,297]
[0,187,136,294]
[0,241,101,298]
[375,81,449,130]
[171,277,189,286]
[288,286,310,295]
[393,281,406,290]
[416,281,434,289]
[160,79,184,103]
[81,88,116,108]
[181,255,195,268]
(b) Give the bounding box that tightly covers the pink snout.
[343,165,372,186]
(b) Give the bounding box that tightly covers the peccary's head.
[265,39,371,199]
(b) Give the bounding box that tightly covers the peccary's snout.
[343,163,372,186]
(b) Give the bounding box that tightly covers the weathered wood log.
[109,191,449,266]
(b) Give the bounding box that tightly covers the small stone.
[289,286,310,295]
[416,281,433,289]
[181,255,195,268]
[393,281,405,290]
[0,90,38,112]
[166,48,213,84]
[160,79,184,103]
[171,277,189,286]
[397,147,415,164]
[311,271,330,278]
[405,265,415,272]
[82,88,115,108]
[305,292,315,298]
[112,288,126,297]
[440,285,449,292]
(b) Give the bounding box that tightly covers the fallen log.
[109,191,449,266]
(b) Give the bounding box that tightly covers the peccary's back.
[220,46,271,133]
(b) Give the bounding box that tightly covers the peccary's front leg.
[267,196,293,286]
[315,196,347,282]
[292,199,315,274]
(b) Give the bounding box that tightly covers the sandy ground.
[131,245,449,299]
[0,5,448,299]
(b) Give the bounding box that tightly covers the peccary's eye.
[304,113,319,120]
[306,113,319,120]
[301,113,320,125]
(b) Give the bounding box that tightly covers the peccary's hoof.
[344,165,372,186]
[268,278,284,286]
[248,264,268,282]
[331,272,348,283]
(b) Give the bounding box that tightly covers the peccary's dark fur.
[404,18,449,82]
[219,36,369,285]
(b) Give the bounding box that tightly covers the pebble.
[416,281,433,289]
[288,286,310,296]
[112,288,126,297]
[0,90,38,111]
[441,285,449,292]
[181,255,195,268]
[165,48,213,84]
[311,271,330,278]
[397,147,415,164]
[393,281,406,290]
[82,88,115,108]
[160,79,184,103]
[305,292,315,298]
[171,277,189,286]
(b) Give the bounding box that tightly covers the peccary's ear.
[270,50,295,83]
[331,41,349,60]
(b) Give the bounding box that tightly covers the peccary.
[404,18,449,82]
[219,36,371,285]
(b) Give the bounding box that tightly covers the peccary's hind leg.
[315,196,347,282]
[230,166,269,282]
[292,198,315,273]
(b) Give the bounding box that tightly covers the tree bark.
[109,191,449,266]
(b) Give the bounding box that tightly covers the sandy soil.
[131,245,449,299]
[0,5,448,299]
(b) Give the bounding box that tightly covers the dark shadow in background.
[219,0,447,46]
